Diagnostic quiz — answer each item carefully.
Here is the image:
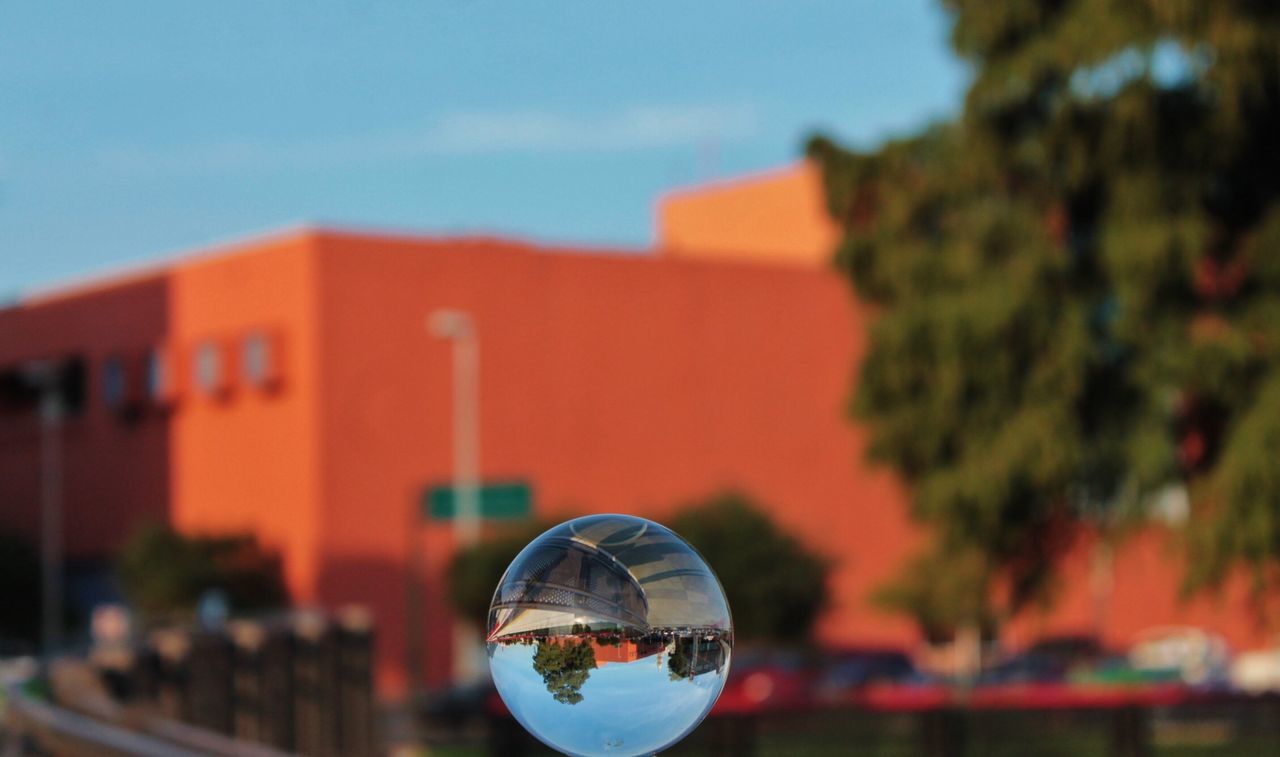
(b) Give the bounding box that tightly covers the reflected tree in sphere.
[487,514,732,757]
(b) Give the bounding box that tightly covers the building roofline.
[11,211,834,312]
[655,160,812,205]
[14,223,650,307]
[16,222,322,307]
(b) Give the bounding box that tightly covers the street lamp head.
[428,309,474,339]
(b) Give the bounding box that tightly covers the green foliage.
[446,520,554,627]
[531,638,597,705]
[448,498,826,643]
[667,641,692,682]
[115,523,287,620]
[0,529,41,644]
[872,544,999,644]
[670,492,830,644]
[811,1,1280,628]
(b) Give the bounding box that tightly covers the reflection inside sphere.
[488,514,733,757]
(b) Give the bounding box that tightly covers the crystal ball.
[487,514,733,757]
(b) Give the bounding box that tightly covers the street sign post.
[423,481,532,521]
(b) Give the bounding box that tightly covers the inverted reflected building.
[487,515,732,757]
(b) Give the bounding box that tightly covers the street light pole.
[39,386,64,658]
[428,309,481,548]
[22,360,66,659]
[428,309,484,686]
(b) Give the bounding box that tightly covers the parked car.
[813,647,928,702]
[1067,654,1182,686]
[1129,626,1231,687]
[1229,646,1280,693]
[713,648,814,714]
[978,634,1108,685]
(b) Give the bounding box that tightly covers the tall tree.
[671,492,830,644]
[449,496,829,644]
[810,1,1280,634]
[116,523,287,620]
[532,638,597,705]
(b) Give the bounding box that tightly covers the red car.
[712,648,816,715]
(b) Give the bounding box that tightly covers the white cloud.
[417,103,758,154]
[94,103,759,175]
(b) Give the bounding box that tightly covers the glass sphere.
[487,514,733,757]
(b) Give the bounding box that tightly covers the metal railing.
[3,608,377,757]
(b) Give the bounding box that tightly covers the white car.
[1129,626,1231,686]
[1230,646,1280,693]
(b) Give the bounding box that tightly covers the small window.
[194,341,225,396]
[102,355,125,410]
[147,349,167,400]
[242,332,272,388]
[146,346,178,407]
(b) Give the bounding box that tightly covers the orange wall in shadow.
[0,275,171,556]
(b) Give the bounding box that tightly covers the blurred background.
[2,1,1279,755]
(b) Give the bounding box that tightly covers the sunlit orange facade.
[0,163,1273,695]
[658,161,841,267]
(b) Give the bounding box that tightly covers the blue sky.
[0,0,968,295]
[491,641,722,756]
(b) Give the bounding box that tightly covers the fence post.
[920,707,965,757]
[187,630,234,734]
[261,621,297,751]
[292,611,340,756]
[230,620,267,744]
[336,606,377,757]
[1110,705,1149,757]
[150,628,191,723]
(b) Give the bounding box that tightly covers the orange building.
[535,637,665,668]
[658,161,840,267]
[590,639,666,667]
[0,163,1273,694]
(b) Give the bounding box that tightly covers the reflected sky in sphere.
[487,514,732,757]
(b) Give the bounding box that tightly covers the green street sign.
[424,481,532,521]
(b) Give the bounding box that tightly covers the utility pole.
[22,360,65,658]
[428,309,480,548]
[404,499,426,694]
[428,309,484,686]
[40,384,64,658]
